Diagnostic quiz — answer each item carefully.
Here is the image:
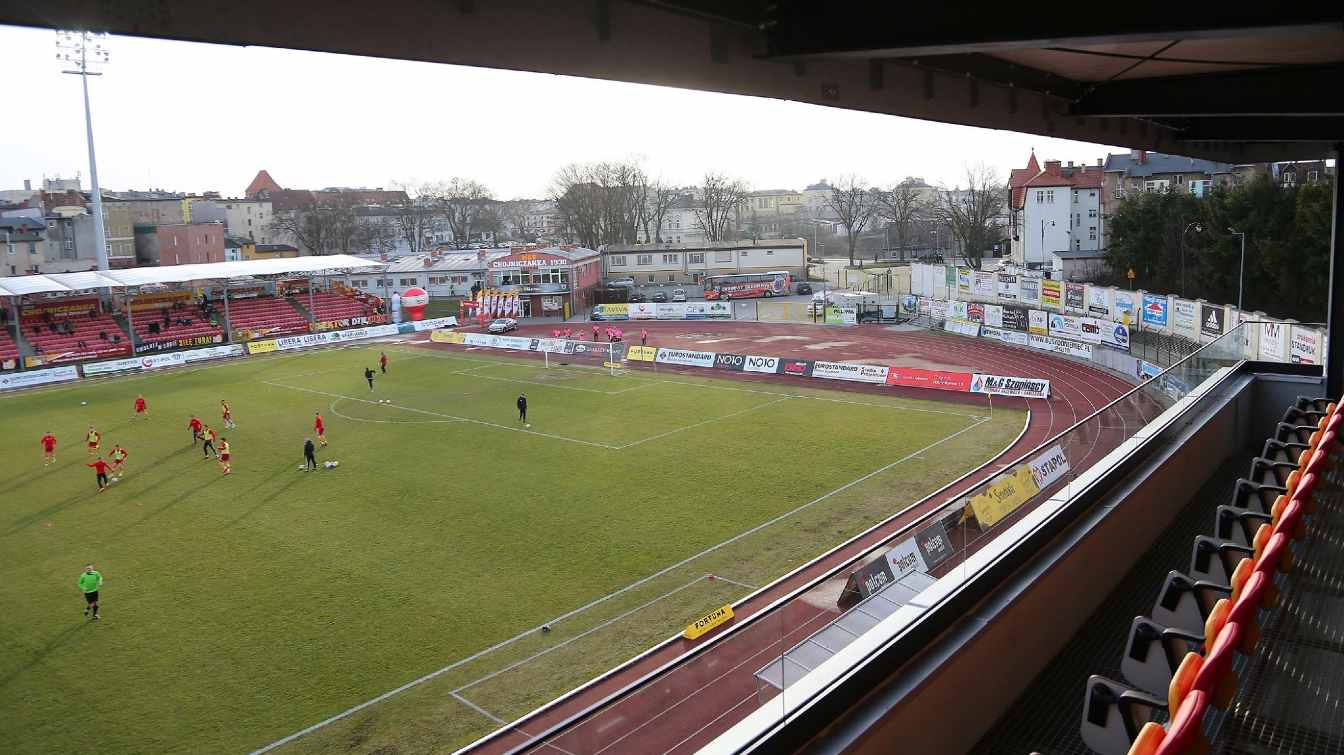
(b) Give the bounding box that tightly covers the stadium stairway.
[1066,396,1344,755]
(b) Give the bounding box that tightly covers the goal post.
[543,340,625,375]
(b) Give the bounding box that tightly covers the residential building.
[0,216,45,276]
[741,189,805,239]
[801,180,837,220]
[245,169,283,198]
[486,246,603,318]
[601,239,807,285]
[135,222,226,266]
[1100,150,1265,209]
[0,179,40,208]
[524,200,563,240]
[247,243,299,260]
[106,191,189,226]
[1018,158,1104,272]
[351,248,510,301]
[224,236,250,261]
[1272,160,1334,188]
[101,200,136,267]
[1006,151,1041,264]
[214,198,276,244]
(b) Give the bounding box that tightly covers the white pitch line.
[261,381,620,449]
[248,414,988,754]
[706,575,759,591]
[451,692,507,724]
[614,397,791,450]
[653,377,982,418]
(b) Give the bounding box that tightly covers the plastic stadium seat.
[1081,676,1168,755]
[1153,689,1209,755]
[1213,506,1272,547]
[1151,572,1232,635]
[1122,618,1204,696]
[1189,621,1241,709]
[1187,536,1253,584]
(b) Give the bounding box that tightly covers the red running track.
[412,321,1155,755]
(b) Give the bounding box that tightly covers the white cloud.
[1,25,1124,199]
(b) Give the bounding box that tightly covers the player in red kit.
[220,399,236,429]
[315,411,327,447]
[217,438,232,475]
[41,432,57,466]
[108,444,129,480]
[87,456,111,493]
[133,394,148,419]
[85,426,101,456]
[188,415,203,445]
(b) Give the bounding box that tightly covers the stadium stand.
[0,326,19,366]
[303,290,377,323]
[224,295,310,338]
[129,298,223,348]
[1078,396,1342,755]
[22,308,130,362]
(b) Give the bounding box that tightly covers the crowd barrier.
[0,316,458,391]
[910,262,1325,366]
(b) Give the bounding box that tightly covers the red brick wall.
[156,223,225,265]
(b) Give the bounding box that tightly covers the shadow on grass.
[224,465,308,526]
[0,621,89,692]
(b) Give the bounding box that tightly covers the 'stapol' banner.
[1028,444,1070,489]
[971,373,1052,398]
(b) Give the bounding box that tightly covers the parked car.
[671,288,687,302]
[795,282,813,295]
[487,318,518,333]
[606,278,636,288]
[651,290,668,303]
[628,291,647,303]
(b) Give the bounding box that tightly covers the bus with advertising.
[704,271,793,300]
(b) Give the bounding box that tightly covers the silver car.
[487,318,518,333]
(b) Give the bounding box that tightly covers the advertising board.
[971,373,1051,399]
[812,361,891,384]
[654,348,716,368]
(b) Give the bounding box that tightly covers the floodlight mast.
[56,30,111,272]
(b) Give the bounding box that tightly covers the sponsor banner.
[655,348,716,368]
[311,314,388,332]
[1028,445,1071,489]
[1102,321,1131,349]
[968,465,1040,528]
[0,365,80,391]
[128,290,193,311]
[1114,291,1136,322]
[1138,359,1163,380]
[956,268,972,293]
[183,344,244,363]
[1078,317,1104,344]
[1087,286,1110,316]
[779,359,813,378]
[929,299,947,321]
[655,303,686,319]
[20,296,99,317]
[887,367,973,392]
[430,329,466,344]
[1291,327,1319,365]
[840,306,858,326]
[812,361,891,384]
[944,319,980,337]
[973,271,995,298]
[1141,293,1168,327]
[1258,322,1285,361]
[403,316,458,332]
[847,557,897,602]
[624,345,657,361]
[534,338,576,354]
[900,295,918,314]
[683,604,735,640]
[713,353,746,371]
[1064,282,1085,311]
[1041,280,1062,308]
[1172,299,1197,331]
[135,333,225,354]
[1000,306,1028,332]
[706,301,733,319]
[1029,333,1093,359]
[267,325,399,352]
[592,303,629,321]
[884,538,929,581]
[83,350,187,376]
[967,303,985,323]
[1199,303,1224,338]
[913,520,953,570]
[945,265,957,288]
[917,297,932,316]
[948,301,969,320]
[971,373,1051,399]
[743,355,781,374]
[1028,309,1049,335]
[628,302,657,320]
[984,304,1003,328]
[1049,312,1083,339]
[1019,277,1041,305]
[246,339,279,354]
[462,332,533,350]
[982,326,1030,347]
[997,274,1019,300]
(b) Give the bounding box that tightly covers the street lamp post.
[1229,227,1247,310]
[1039,219,1055,273]
[1180,221,1202,298]
[56,31,111,272]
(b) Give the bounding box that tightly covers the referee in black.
[517,393,528,424]
[303,438,318,471]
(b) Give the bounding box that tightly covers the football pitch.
[0,342,1025,754]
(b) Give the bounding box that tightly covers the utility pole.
[1229,227,1247,310]
[57,31,110,271]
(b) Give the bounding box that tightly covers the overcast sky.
[1,25,1126,200]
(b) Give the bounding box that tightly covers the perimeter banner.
[1028,444,1070,489]
[1041,280,1062,308]
[743,355,782,374]
[971,373,1051,398]
[624,345,657,361]
[812,361,891,384]
[430,329,466,344]
[968,465,1040,528]
[886,367,973,392]
[0,365,80,391]
[655,348,716,367]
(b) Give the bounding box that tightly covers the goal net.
[542,340,626,375]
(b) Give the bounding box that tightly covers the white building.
[210,199,275,245]
[601,239,806,285]
[346,249,512,300]
[1019,160,1104,273]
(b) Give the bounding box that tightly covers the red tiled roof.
[1022,165,1103,189]
[245,170,282,198]
[1007,151,1041,210]
[263,189,317,211]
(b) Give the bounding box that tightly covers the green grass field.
[0,343,1024,754]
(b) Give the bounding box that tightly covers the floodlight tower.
[56,30,111,271]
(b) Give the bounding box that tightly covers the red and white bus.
[704,271,793,300]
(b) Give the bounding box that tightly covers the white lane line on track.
[247,415,987,754]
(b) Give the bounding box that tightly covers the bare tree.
[351,215,398,256]
[692,172,749,242]
[499,200,533,242]
[550,160,648,248]
[268,195,358,256]
[434,178,493,248]
[645,181,678,243]
[825,174,880,265]
[933,163,1007,268]
[876,178,929,261]
[390,181,442,255]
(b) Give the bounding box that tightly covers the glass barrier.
[506,322,1253,755]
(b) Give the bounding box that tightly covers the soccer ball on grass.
[324,460,340,469]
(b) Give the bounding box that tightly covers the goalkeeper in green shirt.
[78,565,103,620]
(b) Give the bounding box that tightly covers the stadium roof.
[0,255,381,297]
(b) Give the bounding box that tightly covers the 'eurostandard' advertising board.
[811,361,891,384]
[654,348,716,368]
[0,365,79,391]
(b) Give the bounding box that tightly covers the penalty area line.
[248,415,987,754]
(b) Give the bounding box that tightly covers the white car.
[487,318,518,334]
[671,288,687,302]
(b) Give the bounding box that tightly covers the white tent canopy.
[0,255,382,297]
